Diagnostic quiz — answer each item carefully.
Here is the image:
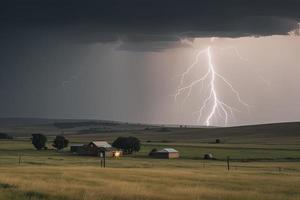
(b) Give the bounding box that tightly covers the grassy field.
[1,165,300,200]
[0,120,300,200]
[0,138,300,200]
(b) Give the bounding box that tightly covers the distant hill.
[0,117,157,137]
[168,122,300,144]
[0,117,56,128]
[0,118,299,144]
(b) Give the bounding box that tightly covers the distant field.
[1,139,299,163]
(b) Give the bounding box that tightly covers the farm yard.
[0,120,300,200]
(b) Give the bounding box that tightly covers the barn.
[70,141,121,157]
[86,141,113,156]
[149,148,179,159]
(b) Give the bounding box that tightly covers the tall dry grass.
[0,165,299,200]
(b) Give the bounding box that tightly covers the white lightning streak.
[174,49,208,101]
[204,47,218,125]
[175,42,249,126]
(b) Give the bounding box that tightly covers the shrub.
[148,148,157,156]
[0,133,13,139]
[158,127,170,132]
[204,153,214,159]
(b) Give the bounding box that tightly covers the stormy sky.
[0,0,300,126]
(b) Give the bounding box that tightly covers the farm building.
[204,153,214,160]
[70,141,122,157]
[86,141,113,156]
[70,144,84,153]
[149,148,179,159]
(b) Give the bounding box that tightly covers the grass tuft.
[24,191,48,200]
[0,182,16,189]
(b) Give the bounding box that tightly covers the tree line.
[31,134,141,154]
[31,134,69,150]
[0,133,13,139]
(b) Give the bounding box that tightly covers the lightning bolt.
[174,39,249,126]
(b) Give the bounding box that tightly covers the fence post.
[227,156,230,171]
[103,151,106,168]
[18,154,21,165]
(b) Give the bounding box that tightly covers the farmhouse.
[70,141,121,157]
[86,141,113,156]
[149,148,179,159]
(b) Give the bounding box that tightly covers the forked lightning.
[175,39,249,126]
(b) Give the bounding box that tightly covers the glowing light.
[175,39,249,126]
[114,151,121,158]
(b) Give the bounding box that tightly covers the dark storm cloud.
[0,0,300,51]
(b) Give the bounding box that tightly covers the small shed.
[204,153,214,159]
[70,144,84,153]
[149,148,179,159]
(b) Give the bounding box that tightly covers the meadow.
[0,138,300,200]
[1,120,300,200]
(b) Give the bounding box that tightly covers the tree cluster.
[112,136,141,154]
[31,134,69,150]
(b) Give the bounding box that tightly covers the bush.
[158,127,170,132]
[148,148,157,156]
[215,139,221,144]
[0,133,13,139]
[52,135,69,150]
[204,153,214,159]
[112,136,141,154]
[32,134,47,150]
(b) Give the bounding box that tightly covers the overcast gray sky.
[0,0,300,126]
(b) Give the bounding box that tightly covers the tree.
[112,136,141,154]
[32,134,47,150]
[52,135,69,150]
[0,133,13,139]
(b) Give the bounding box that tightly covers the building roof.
[70,144,84,147]
[90,141,112,148]
[157,148,178,153]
